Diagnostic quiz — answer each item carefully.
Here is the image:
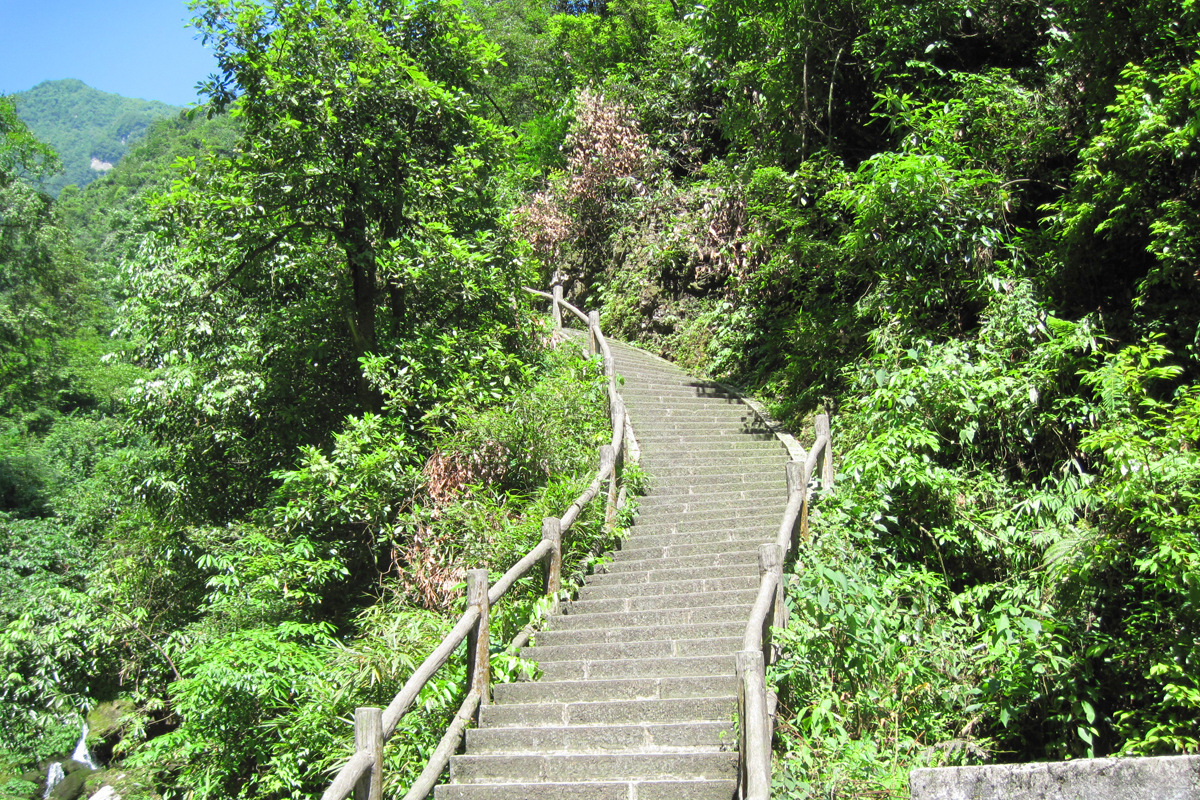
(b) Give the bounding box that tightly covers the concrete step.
[638,454,783,470]
[640,425,775,437]
[638,463,781,479]
[625,408,760,424]
[626,517,780,540]
[633,507,776,527]
[639,441,787,458]
[640,474,787,493]
[449,752,738,785]
[532,622,744,648]
[577,573,758,600]
[480,696,735,729]
[539,653,735,681]
[638,436,783,451]
[621,385,741,399]
[492,674,739,705]
[436,779,739,800]
[633,499,776,516]
[593,549,760,578]
[636,491,780,508]
[643,465,784,482]
[622,383,741,398]
[625,397,755,413]
[626,395,756,411]
[636,491,784,512]
[465,721,734,754]
[521,636,742,665]
[630,506,781,523]
[624,398,744,410]
[562,587,758,616]
[641,477,787,496]
[638,471,778,488]
[638,430,779,442]
[614,536,775,563]
[585,565,759,592]
[616,368,710,381]
[547,603,749,632]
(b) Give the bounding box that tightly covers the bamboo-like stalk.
[381,606,480,738]
[487,538,554,606]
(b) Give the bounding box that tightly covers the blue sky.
[0,0,218,106]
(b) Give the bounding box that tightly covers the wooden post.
[465,569,490,709]
[611,395,626,511]
[599,445,618,533]
[551,283,563,331]
[588,310,600,356]
[785,460,804,496]
[785,460,806,557]
[354,707,383,800]
[737,650,771,800]
[759,544,784,664]
[542,517,562,606]
[610,395,625,453]
[815,413,834,492]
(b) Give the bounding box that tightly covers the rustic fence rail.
[318,283,633,800]
[738,414,834,800]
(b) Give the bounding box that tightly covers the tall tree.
[125,0,528,521]
[0,96,85,408]
[183,0,510,412]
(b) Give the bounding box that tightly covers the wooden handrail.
[401,690,483,800]
[320,749,374,800]
[319,282,635,800]
[739,414,834,800]
[488,538,554,606]
[381,605,481,738]
[558,296,590,325]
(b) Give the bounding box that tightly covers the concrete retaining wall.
[910,755,1200,800]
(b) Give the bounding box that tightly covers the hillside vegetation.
[12,80,181,196]
[1,0,1198,799]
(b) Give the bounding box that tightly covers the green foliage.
[503,0,1200,779]
[113,338,612,800]
[135,621,336,799]
[1049,57,1200,354]
[1073,338,1200,755]
[9,0,1200,794]
[185,0,516,406]
[56,112,241,275]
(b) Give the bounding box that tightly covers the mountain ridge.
[10,78,183,196]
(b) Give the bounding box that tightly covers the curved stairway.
[435,340,790,800]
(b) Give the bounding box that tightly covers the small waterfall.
[70,722,98,770]
[42,762,65,800]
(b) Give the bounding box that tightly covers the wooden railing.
[319,283,632,800]
[738,414,834,800]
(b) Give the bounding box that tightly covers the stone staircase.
[435,339,790,800]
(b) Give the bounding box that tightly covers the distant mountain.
[11,79,183,196]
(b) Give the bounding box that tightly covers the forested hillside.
[1,0,1198,798]
[12,80,181,196]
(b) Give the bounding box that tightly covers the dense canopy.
[1,0,1199,798]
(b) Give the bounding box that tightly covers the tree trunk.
[341,202,381,415]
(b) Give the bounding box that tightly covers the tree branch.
[201,221,314,300]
